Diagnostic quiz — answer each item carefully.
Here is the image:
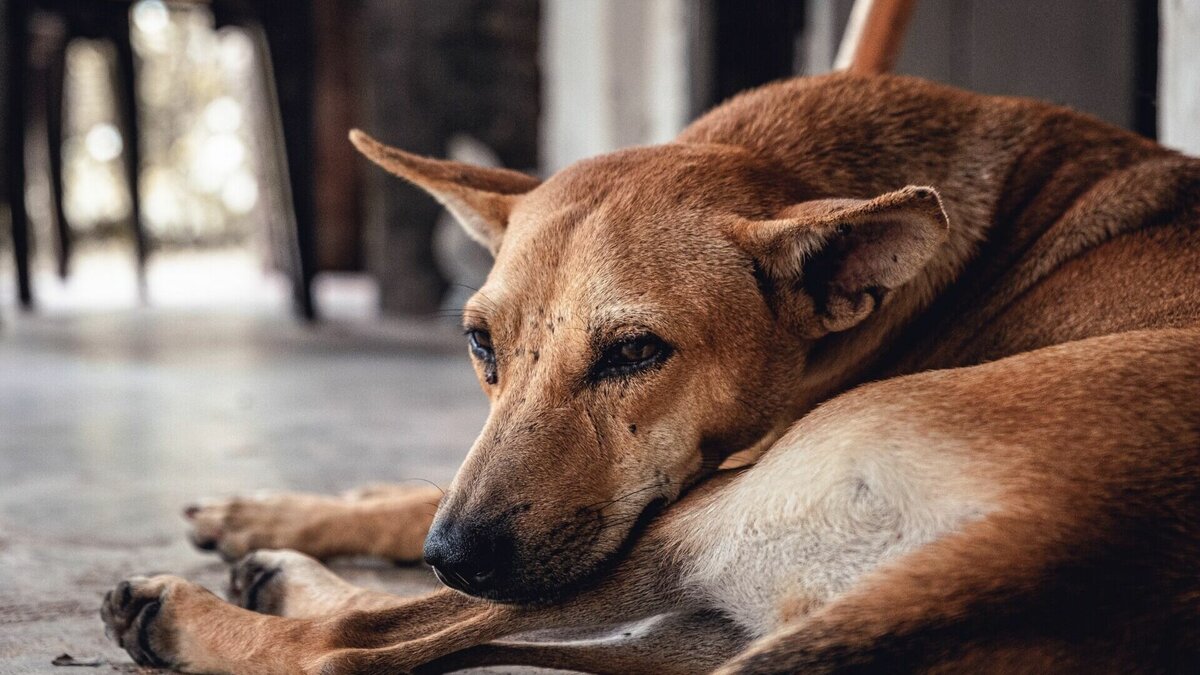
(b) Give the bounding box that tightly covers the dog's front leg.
[100,573,501,674]
[100,529,688,674]
[101,574,338,674]
[103,471,740,673]
[185,484,442,562]
[282,479,741,673]
[226,549,412,618]
[307,527,699,672]
[415,611,749,675]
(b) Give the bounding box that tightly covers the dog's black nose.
[423,519,513,596]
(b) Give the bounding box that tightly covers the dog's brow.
[588,307,670,340]
[462,288,508,327]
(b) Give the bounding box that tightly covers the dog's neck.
[684,73,1168,411]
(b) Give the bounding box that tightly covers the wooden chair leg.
[835,0,918,75]
[5,2,33,309]
[44,32,71,280]
[112,24,149,301]
[256,12,319,320]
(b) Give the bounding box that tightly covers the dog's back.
[682,74,1200,377]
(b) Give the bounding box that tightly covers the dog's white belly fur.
[674,408,996,637]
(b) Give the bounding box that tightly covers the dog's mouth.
[431,564,486,594]
[484,494,670,606]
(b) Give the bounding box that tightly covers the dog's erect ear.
[349,130,540,253]
[730,186,949,336]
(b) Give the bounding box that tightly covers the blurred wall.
[805,0,1141,130]
[541,0,1158,175]
[1161,0,1200,154]
[540,0,807,171]
[359,0,538,314]
[541,0,705,172]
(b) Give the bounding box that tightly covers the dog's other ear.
[730,186,949,336]
[349,130,540,253]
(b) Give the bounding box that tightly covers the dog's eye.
[618,338,659,363]
[593,334,672,381]
[467,329,495,361]
[467,330,498,384]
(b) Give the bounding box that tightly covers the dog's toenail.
[189,532,218,551]
[183,505,200,519]
[118,581,132,608]
[244,566,279,611]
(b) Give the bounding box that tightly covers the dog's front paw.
[100,575,185,669]
[184,492,342,561]
[229,549,359,618]
[228,551,286,615]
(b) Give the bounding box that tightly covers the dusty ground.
[0,311,532,673]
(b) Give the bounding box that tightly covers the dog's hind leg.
[709,509,1084,674]
[415,611,749,675]
[184,483,442,562]
[712,329,1200,674]
[710,503,1200,674]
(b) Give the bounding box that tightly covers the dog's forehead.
[480,220,749,337]
[482,225,700,326]
[526,143,780,212]
[469,144,782,331]
[503,144,777,258]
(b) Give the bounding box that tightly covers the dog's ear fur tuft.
[349,129,540,253]
[730,186,949,336]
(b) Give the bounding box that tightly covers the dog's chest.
[675,422,993,637]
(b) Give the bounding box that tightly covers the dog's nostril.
[424,519,513,596]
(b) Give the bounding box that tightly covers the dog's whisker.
[393,478,447,498]
[577,484,660,515]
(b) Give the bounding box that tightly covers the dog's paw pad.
[99,576,180,669]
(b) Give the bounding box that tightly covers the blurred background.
[1,1,1198,671]
[1,0,1194,322]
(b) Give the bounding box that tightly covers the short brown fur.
[104,73,1200,673]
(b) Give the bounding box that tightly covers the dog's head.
[351,130,949,603]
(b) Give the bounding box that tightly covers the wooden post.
[835,0,918,74]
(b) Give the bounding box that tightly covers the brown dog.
[101,72,1200,673]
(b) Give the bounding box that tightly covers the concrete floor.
[0,312,502,673]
